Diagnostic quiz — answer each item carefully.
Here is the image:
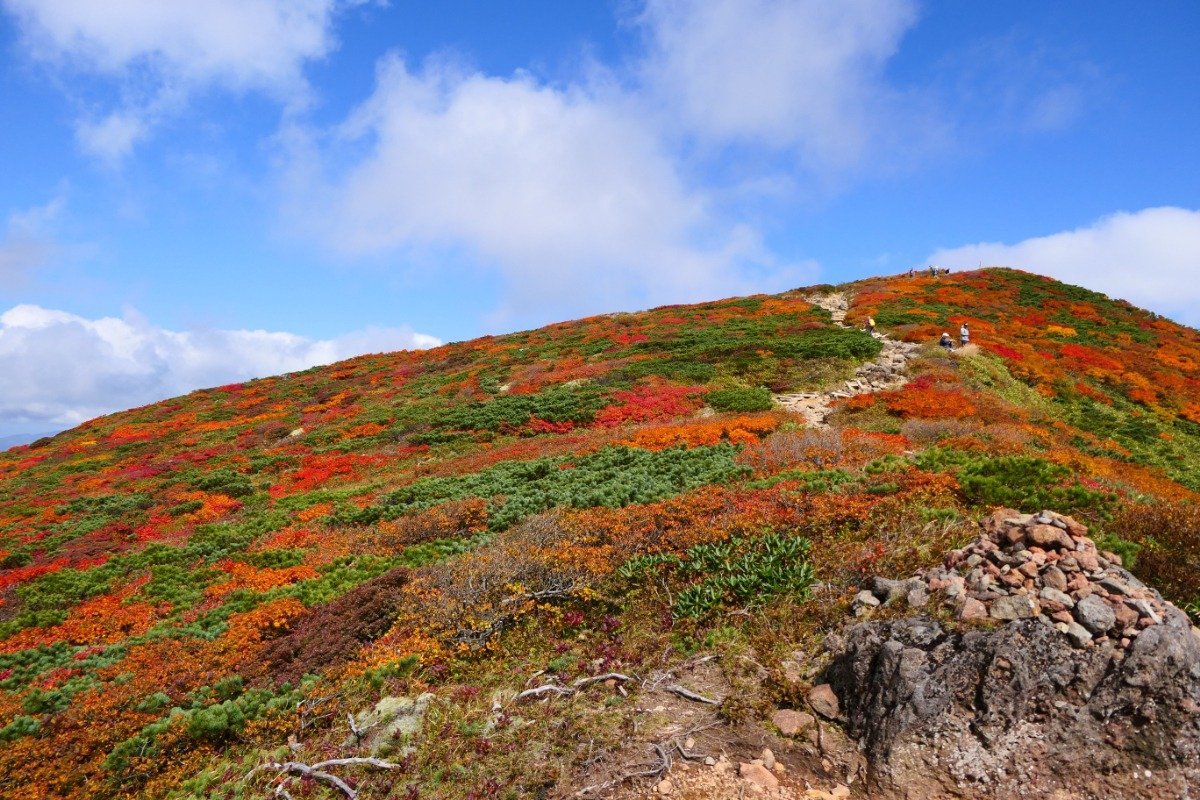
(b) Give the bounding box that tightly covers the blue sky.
[0,0,1198,438]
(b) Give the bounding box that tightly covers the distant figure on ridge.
[960,323,970,347]
[939,332,954,351]
[908,267,916,277]
[929,266,937,277]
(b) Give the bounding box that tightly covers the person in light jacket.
[960,323,970,347]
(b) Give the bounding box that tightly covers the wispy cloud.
[0,196,68,288]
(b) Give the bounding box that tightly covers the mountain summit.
[1,268,1198,799]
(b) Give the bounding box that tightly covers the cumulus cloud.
[0,304,440,434]
[288,55,815,323]
[929,207,1200,326]
[2,0,359,160]
[636,0,921,168]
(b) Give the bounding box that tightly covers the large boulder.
[822,611,1200,798]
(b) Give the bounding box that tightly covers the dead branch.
[515,683,575,702]
[665,684,718,705]
[346,713,365,745]
[573,739,676,796]
[572,672,633,689]
[245,757,401,800]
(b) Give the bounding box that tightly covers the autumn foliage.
[0,269,1197,799]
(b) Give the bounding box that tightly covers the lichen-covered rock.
[823,613,1200,799]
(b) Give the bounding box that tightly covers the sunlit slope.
[0,269,1197,799]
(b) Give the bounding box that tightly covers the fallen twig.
[572,672,633,689]
[515,683,575,701]
[245,757,401,800]
[665,684,719,705]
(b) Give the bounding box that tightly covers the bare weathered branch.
[572,672,633,689]
[665,684,718,705]
[245,756,401,800]
[515,683,575,702]
[311,757,402,772]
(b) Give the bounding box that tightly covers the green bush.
[190,468,256,498]
[706,385,773,412]
[0,716,39,742]
[957,455,1113,515]
[430,384,608,433]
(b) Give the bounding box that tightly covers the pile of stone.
[853,508,1171,649]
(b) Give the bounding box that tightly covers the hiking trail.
[773,292,919,427]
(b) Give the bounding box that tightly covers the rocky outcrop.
[825,510,1200,799]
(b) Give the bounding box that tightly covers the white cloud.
[636,0,920,168]
[0,197,67,287]
[75,110,151,163]
[0,304,440,433]
[3,0,358,160]
[929,207,1200,326]
[288,55,814,323]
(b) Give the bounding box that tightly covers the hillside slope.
[1,268,1198,799]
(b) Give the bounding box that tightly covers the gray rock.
[349,692,434,754]
[1038,587,1075,608]
[906,586,929,609]
[1098,577,1130,596]
[990,595,1039,620]
[823,615,1200,799]
[854,590,882,615]
[1065,622,1093,647]
[1074,594,1117,635]
[871,577,908,604]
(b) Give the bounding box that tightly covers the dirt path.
[774,292,919,427]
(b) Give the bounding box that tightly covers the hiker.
[866,316,876,335]
[939,332,954,351]
[944,268,952,275]
[960,323,970,347]
[908,267,915,278]
[929,266,937,277]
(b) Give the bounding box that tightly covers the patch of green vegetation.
[103,680,307,780]
[189,468,256,498]
[619,531,814,619]
[747,467,858,492]
[706,385,773,412]
[418,383,608,438]
[1055,393,1200,491]
[340,444,749,530]
[957,351,1052,413]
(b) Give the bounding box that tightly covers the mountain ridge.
[1,267,1199,799]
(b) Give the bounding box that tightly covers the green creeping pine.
[338,444,750,530]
